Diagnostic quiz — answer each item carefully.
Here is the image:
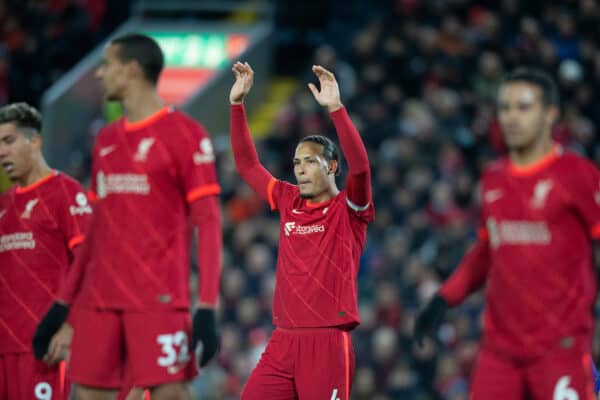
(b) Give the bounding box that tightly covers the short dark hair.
[501,67,559,106]
[299,135,341,176]
[0,102,42,134]
[111,34,164,85]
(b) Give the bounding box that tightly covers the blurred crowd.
[201,1,600,399]
[0,0,131,107]
[2,0,600,399]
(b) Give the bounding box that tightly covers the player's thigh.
[295,330,355,400]
[150,382,190,400]
[241,363,297,400]
[526,347,595,400]
[2,353,68,400]
[241,330,296,400]
[117,387,149,400]
[470,348,526,400]
[123,310,195,389]
[73,384,118,400]
[69,307,124,389]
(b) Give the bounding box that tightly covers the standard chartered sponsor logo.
[97,171,151,198]
[69,192,92,215]
[487,217,551,249]
[193,138,215,165]
[284,221,325,236]
[0,232,35,252]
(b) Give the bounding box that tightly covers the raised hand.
[307,65,343,113]
[230,61,254,104]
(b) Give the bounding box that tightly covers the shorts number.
[34,382,52,400]
[157,331,190,367]
[553,376,579,400]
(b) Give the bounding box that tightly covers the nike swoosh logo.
[292,209,303,214]
[99,145,116,157]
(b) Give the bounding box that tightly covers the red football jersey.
[0,171,91,354]
[72,107,220,310]
[267,180,374,329]
[478,146,600,359]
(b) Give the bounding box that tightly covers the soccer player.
[414,68,600,399]
[0,102,92,399]
[32,34,222,400]
[229,62,374,400]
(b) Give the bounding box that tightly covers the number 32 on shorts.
[554,376,579,400]
[156,331,190,371]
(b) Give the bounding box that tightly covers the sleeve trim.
[68,235,85,250]
[346,197,369,212]
[267,178,277,211]
[186,184,221,203]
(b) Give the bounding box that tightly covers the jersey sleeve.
[172,116,221,203]
[55,177,93,253]
[268,179,298,212]
[438,239,490,306]
[230,104,276,204]
[87,131,103,203]
[330,107,372,209]
[475,175,491,242]
[345,191,375,223]
[439,177,491,306]
[569,158,600,239]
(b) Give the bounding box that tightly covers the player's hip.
[481,330,592,364]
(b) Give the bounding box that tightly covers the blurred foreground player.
[0,103,92,399]
[414,68,600,399]
[33,34,222,400]
[230,62,374,400]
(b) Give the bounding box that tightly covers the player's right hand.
[413,294,449,348]
[192,308,219,368]
[32,302,70,360]
[230,61,254,105]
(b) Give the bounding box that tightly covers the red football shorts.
[69,307,196,389]
[0,353,68,400]
[470,340,595,400]
[241,327,355,400]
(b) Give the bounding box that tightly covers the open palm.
[308,65,342,112]
[230,61,254,104]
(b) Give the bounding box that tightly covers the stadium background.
[1,0,600,399]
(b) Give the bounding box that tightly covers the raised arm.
[308,65,371,208]
[229,62,274,202]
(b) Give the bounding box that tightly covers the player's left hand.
[32,301,70,360]
[414,294,449,347]
[308,65,343,113]
[44,322,72,365]
[192,308,219,368]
